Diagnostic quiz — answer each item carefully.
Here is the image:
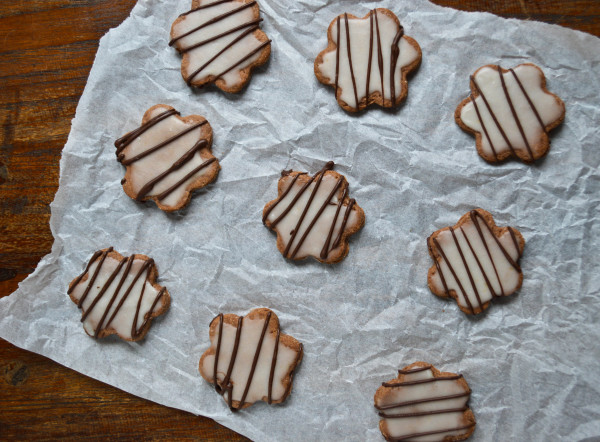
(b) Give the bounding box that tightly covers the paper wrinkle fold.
[1,0,599,440]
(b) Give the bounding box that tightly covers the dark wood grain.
[0,1,598,440]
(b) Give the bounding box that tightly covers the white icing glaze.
[430,211,522,313]
[317,9,420,110]
[69,252,167,340]
[119,106,217,210]
[201,313,300,407]
[376,366,473,442]
[171,0,269,88]
[460,64,564,161]
[265,169,362,261]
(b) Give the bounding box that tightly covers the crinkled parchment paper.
[1,0,599,440]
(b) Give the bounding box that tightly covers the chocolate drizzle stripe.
[119,121,208,165]
[450,227,484,310]
[470,211,505,296]
[374,10,384,102]
[282,162,333,258]
[271,163,333,228]
[498,66,534,160]
[473,211,521,272]
[238,312,272,409]
[508,226,519,252]
[375,391,470,410]
[320,185,348,259]
[509,68,547,134]
[398,365,432,375]
[213,313,224,391]
[182,0,235,16]
[380,407,468,418]
[471,74,518,157]
[179,19,263,53]
[93,256,134,337]
[77,248,112,307]
[365,11,373,101]
[331,197,355,249]
[211,39,271,82]
[289,177,343,259]
[432,236,476,314]
[460,225,498,299]
[80,258,127,322]
[68,249,104,295]
[343,13,359,110]
[471,93,498,160]
[104,259,154,334]
[427,236,451,298]
[135,140,210,201]
[389,26,403,106]
[139,288,167,338]
[387,424,475,442]
[115,110,178,154]
[263,172,306,223]
[186,25,261,85]
[334,16,340,97]
[155,156,216,202]
[221,316,243,409]
[382,374,463,387]
[267,327,280,404]
[169,1,257,46]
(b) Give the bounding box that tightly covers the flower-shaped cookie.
[456,63,565,163]
[314,8,421,112]
[427,209,525,315]
[374,362,476,441]
[199,308,303,411]
[115,104,220,212]
[262,161,365,263]
[67,247,170,341]
[170,0,271,92]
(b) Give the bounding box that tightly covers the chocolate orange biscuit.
[170,0,271,92]
[67,247,170,341]
[199,308,303,411]
[374,362,476,441]
[115,104,220,212]
[314,8,421,112]
[427,208,525,315]
[262,161,365,264]
[455,63,565,163]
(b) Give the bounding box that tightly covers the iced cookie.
[170,0,271,92]
[374,362,476,441]
[314,8,421,112]
[262,161,365,263]
[67,247,170,341]
[199,308,303,411]
[427,209,525,315]
[115,104,220,212]
[456,63,565,163]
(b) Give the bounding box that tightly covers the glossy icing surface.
[316,9,420,110]
[68,248,169,341]
[428,210,523,314]
[116,105,218,211]
[375,364,475,442]
[170,0,270,89]
[460,64,564,161]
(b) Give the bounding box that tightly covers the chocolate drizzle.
[115,107,215,204]
[68,249,167,340]
[211,311,288,411]
[429,210,522,314]
[263,162,359,261]
[469,65,551,161]
[332,9,406,111]
[376,365,475,441]
[170,0,271,87]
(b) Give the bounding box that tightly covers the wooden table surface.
[0,0,598,439]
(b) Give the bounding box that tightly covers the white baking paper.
[1,0,599,440]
